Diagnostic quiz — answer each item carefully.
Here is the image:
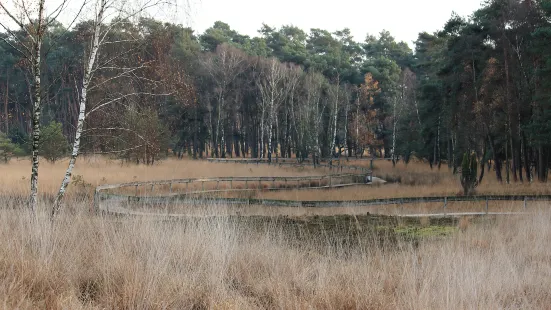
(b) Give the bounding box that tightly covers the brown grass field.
[251,159,551,201]
[1,206,551,309]
[2,156,551,308]
[0,156,327,200]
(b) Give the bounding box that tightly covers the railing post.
[216,180,219,190]
[485,198,489,214]
[272,178,275,189]
[329,176,332,187]
[135,185,138,196]
[186,182,189,193]
[443,197,447,215]
[151,184,154,195]
[524,196,527,210]
[245,180,248,189]
[93,190,100,215]
[202,181,205,191]
[230,180,233,190]
[169,182,173,194]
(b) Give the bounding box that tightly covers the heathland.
[1,157,550,309]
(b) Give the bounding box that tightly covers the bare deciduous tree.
[257,57,286,161]
[52,0,181,215]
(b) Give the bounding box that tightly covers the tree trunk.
[538,146,546,182]
[511,135,518,182]
[52,0,105,215]
[29,4,45,213]
[523,134,531,182]
[330,79,339,159]
[4,71,8,134]
[506,139,510,184]
[391,97,397,167]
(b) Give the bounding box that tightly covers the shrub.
[0,132,24,163]
[8,126,30,154]
[40,121,69,163]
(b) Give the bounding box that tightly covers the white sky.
[185,0,484,47]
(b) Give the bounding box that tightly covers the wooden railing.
[94,158,548,217]
[95,193,549,216]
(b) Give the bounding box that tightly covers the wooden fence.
[95,192,551,216]
[93,158,549,217]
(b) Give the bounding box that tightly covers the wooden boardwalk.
[94,158,550,218]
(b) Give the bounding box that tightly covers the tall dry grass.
[255,160,551,201]
[0,156,327,200]
[1,204,551,309]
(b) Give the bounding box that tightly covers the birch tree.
[51,0,180,215]
[0,0,74,212]
[327,74,340,159]
[257,57,286,161]
[302,71,325,164]
[201,43,246,157]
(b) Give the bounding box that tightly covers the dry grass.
[252,160,551,201]
[1,205,551,309]
[3,156,544,203]
[0,156,327,199]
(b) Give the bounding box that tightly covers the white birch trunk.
[52,0,105,215]
[29,0,46,213]
[330,81,339,158]
[260,109,265,158]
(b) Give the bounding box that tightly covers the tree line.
[1,0,551,212]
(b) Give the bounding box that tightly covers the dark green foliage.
[8,127,30,154]
[40,122,69,163]
[0,132,23,163]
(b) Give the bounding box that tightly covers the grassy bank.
[1,205,550,309]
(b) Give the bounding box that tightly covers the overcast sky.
[186,0,484,47]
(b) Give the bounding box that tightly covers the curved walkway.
[94,158,547,218]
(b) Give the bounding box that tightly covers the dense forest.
[1,0,551,186]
